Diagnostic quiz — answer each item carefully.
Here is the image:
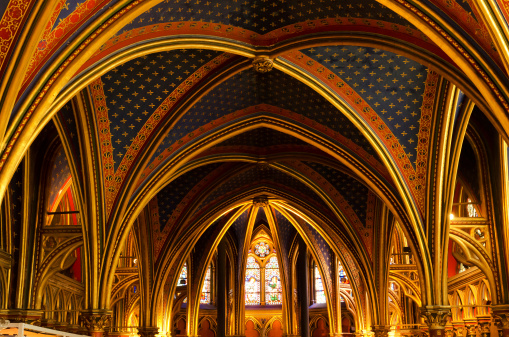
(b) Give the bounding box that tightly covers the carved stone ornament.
[444,329,454,337]
[453,326,464,337]
[421,309,452,330]
[478,320,491,337]
[495,313,509,329]
[252,57,273,73]
[253,196,269,208]
[494,317,504,337]
[465,325,477,337]
[80,314,111,332]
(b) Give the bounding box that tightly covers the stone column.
[217,240,227,337]
[297,240,309,337]
[80,311,112,337]
[421,308,451,337]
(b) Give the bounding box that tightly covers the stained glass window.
[315,265,326,304]
[467,198,479,217]
[255,242,270,257]
[200,265,211,304]
[245,256,260,305]
[339,266,349,284]
[264,256,282,304]
[178,263,187,286]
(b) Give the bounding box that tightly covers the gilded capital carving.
[465,325,477,337]
[421,309,451,330]
[495,313,509,329]
[444,330,454,337]
[80,313,111,332]
[453,326,464,337]
[252,57,273,73]
[477,318,491,337]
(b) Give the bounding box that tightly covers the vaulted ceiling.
[3,0,509,320]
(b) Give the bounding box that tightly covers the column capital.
[80,310,112,333]
[494,313,509,329]
[420,307,452,330]
[372,325,391,337]
[138,327,160,337]
[452,324,464,337]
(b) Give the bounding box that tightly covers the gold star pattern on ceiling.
[302,45,429,168]
[114,0,415,37]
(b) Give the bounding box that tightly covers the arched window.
[200,264,212,304]
[265,256,282,304]
[245,256,261,305]
[314,265,326,304]
[178,263,187,286]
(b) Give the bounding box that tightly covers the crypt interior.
[3,1,509,337]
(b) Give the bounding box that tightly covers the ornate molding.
[252,57,273,73]
[421,308,451,330]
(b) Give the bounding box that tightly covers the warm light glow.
[449,213,454,220]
